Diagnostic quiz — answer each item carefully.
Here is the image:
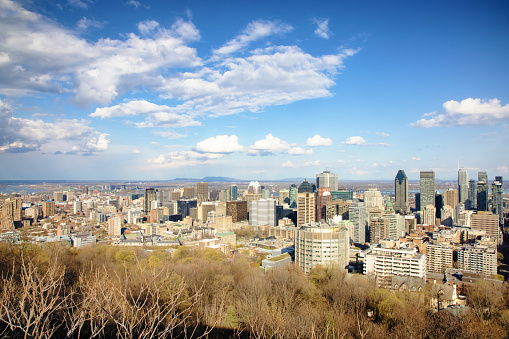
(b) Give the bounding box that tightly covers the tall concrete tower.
[316,170,338,192]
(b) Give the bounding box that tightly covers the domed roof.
[298,179,314,193]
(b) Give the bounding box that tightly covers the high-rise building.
[197,182,208,203]
[456,244,497,276]
[249,199,278,226]
[229,184,238,201]
[247,181,261,194]
[42,201,55,218]
[278,189,290,205]
[443,189,459,210]
[289,184,298,209]
[316,170,338,192]
[144,188,156,214]
[297,192,316,226]
[177,199,197,218]
[492,177,504,226]
[295,221,350,274]
[471,211,500,243]
[458,168,469,206]
[298,179,314,193]
[226,201,248,222]
[468,179,477,210]
[108,215,123,236]
[425,244,454,274]
[183,187,195,199]
[422,205,436,225]
[349,201,367,243]
[364,188,384,211]
[382,202,405,238]
[394,170,409,213]
[477,172,488,211]
[82,186,89,195]
[316,188,332,222]
[1,198,22,230]
[420,171,435,210]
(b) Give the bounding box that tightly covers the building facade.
[394,170,409,213]
[295,221,349,274]
[420,171,435,210]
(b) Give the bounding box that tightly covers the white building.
[456,244,497,276]
[363,246,427,287]
[249,199,277,226]
[295,221,350,274]
[364,189,384,211]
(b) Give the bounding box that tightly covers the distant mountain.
[171,176,242,182]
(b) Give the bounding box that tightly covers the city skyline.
[0,0,508,180]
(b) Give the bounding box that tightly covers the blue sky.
[0,0,508,181]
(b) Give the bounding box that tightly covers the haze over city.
[0,0,508,180]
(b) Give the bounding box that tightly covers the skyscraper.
[468,179,477,210]
[297,192,316,226]
[289,184,298,209]
[349,201,367,243]
[316,187,332,222]
[229,184,238,201]
[394,170,409,213]
[458,168,469,205]
[477,172,488,211]
[144,188,156,214]
[420,171,435,210]
[316,170,338,192]
[197,182,208,203]
[298,179,314,193]
[492,176,503,226]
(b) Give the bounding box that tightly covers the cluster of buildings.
[0,169,507,298]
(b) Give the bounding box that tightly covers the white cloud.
[77,17,103,30]
[344,136,391,147]
[307,134,332,146]
[149,150,223,168]
[345,136,366,145]
[376,132,389,138]
[412,157,421,161]
[137,20,159,35]
[287,146,313,155]
[68,0,90,9]
[132,149,141,154]
[91,100,200,128]
[412,98,509,127]
[126,0,140,8]
[304,160,321,167]
[313,18,332,39]
[0,99,109,155]
[214,20,292,55]
[249,134,290,155]
[247,134,311,156]
[497,165,508,173]
[195,135,244,153]
[154,130,187,139]
[281,160,295,168]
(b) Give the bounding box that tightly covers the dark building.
[144,188,156,214]
[226,201,248,222]
[477,172,488,211]
[177,199,197,218]
[394,170,409,213]
[298,179,314,193]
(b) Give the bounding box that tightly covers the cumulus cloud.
[137,20,159,35]
[214,20,293,55]
[412,98,509,127]
[313,18,332,39]
[281,160,295,168]
[248,134,312,156]
[132,149,141,154]
[345,136,366,145]
[195,135,244,153]
[0,99,109,155]
[307,134,332,146]
[349,167,368,175]
[412,157,421,161]
[376,132,389,137]
[149,150,223,168]
[344,136,391,147]
[0,1,201,104]
[91,100,200,128]
[497,165,508,173]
